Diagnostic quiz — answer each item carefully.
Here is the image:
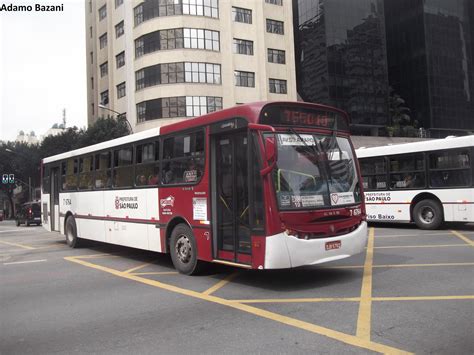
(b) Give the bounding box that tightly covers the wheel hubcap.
[175,235,192,264]
[420,207,435,223]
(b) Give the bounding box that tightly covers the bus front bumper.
[264,221,368,269]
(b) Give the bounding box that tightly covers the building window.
[268,48,285,64]
[183,0,218,17]
[116,51,125,68]
[89,0,92,13]
[100,90,109,105]
[269,78,287,94]
[98,5,106,21]
[90,51,93,64]
[233,39,253,55]
[134,0,218,26]
[232,7,251,24]
[117,82,126,99]
[100,62,108,77]
[136,96,222,122]
[115,21,124,38]
[135,28,219,57]
[99,33,107,49]
[89,26,93,38]
[235,71,255,87]
[92,103,94,115]
[184,28,219,51]
[136,62,220,90]
[265,0,282,5]
[266,19,284,34]
[91,77,94,89]
[185,62,221,84]
[115,0,123,8]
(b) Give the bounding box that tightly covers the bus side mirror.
[248,123,277,176]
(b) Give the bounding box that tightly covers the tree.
[386,87,416,137]
[78,116,130,147]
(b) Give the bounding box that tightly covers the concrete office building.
[86,0,297,132]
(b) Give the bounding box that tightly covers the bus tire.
[170,223,202,275]
[413,199,443,230]
[65,216,83,248]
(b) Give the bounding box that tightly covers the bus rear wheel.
[413,199,443,230]
[65,216,83,248]
[170,224,203,275]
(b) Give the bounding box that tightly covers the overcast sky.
[0,0,86,142]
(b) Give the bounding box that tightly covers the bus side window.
[78,155,94,190]
[94,151,111,189]
[62,158,78,191]
[113,147,134,188]
[42,165,51,194]
[136,142,159,186]
[429,149,471,188]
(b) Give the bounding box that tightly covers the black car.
[16,202,42,226]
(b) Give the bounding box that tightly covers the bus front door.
[213,131,251,264]
[50,167,60,231]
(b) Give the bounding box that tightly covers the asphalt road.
[1,220,473,354]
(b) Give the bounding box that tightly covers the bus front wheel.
[65,216,83,248]
[170,224,202,275]
[413,199,443,230]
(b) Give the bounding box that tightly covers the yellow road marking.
[374,244,468,249]
[230,295,474,304]
[356,227,374,340]
[72,253,119,259]
[131,271,179,276]
[123,260,156,274]
[450,230,474,246]
[64,255,411,354]
[232,297,360,303]
[202,271,240,295]
[0,240,36,250]
[373,295,474,301]
[325,262,474,269]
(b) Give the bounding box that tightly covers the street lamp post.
[98,104,133,134]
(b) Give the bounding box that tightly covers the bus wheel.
[413,199,443,230]
[65,216,83,248]
[170,224,202,275]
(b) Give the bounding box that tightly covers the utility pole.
[63,108,67,128]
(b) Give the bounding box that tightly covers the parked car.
[16,202,41,226]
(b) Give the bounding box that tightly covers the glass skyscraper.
[385,0,474,133]
[294,0,390,134]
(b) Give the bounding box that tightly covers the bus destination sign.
[260,105,349,131]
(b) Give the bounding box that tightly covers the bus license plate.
[325,240,341,251]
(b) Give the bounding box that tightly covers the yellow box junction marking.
[374,244,468,249]
[131,271,179,276]
[0,240,36,250]
[324,262,474,270]
[230,295,474,304]
[64,255,411,354]
[123,260,156,274]
[450,230,474,247]
[202,271,240,295]
[356,226,375,340]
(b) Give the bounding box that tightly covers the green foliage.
[0,116,130,213]
[78,116,130,147]
[386,87,417,137]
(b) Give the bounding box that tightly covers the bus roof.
[356,135,474,159]
[43,101,348,164]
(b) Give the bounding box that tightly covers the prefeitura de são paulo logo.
[115,196,139,209]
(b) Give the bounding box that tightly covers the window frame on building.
[99,33,108,49]
[269,78,287,94]
[100,62,108,77]
[115,21,124,38]
[98,5,107,21]
[117,82,126,99]
[266,19,284,34]
[232,7,252,24]
[267,48,285,64]
[116,51,125,69]
[234,71,255,88]
[233,38,253,55]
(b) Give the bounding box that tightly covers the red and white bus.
[41,102,367,274]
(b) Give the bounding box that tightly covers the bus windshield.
[272,132,361,210]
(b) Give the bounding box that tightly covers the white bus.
[356,136,474,229]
